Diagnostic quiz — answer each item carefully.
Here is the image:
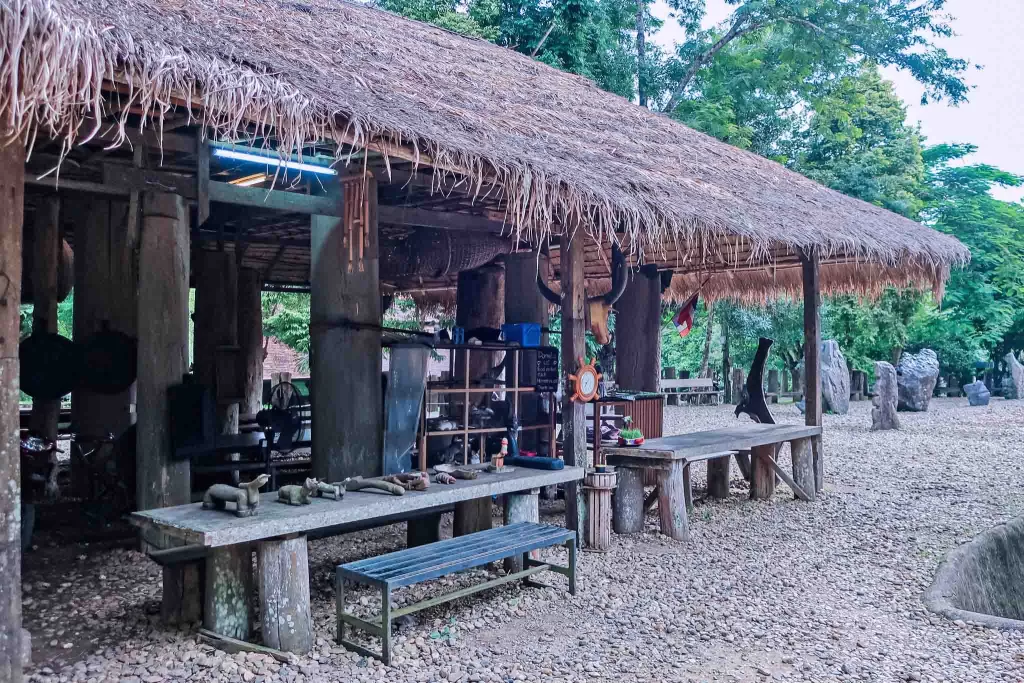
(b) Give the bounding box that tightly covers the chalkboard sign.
[535,347,559,393]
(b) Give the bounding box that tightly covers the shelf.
[426,385,537,394]
[425,423,551,437]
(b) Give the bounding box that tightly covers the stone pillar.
[560,234,587,542]
[0,141,25,683]
[311,175,382,483]
[28,197,60,440]
[236,268,264,417]
[615,265,661,392]
[72,197,138,439]
[136,192,191,544]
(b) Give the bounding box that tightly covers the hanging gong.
[79,322,138,394]
[19,332,80,400]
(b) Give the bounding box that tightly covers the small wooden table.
[603,424,822,541]
[131,465,584,654]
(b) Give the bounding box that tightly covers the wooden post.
[560,233,587,542]
[663,368,678,405]
[767,369,780,403]
[615,265,661,392]
[801,249,823,493]
[193,250,239,436]
[406,513,442,548]
[71,198,137,440]
[612,466,644,534]
[27,197,60,440]
[453,498,492,537]
[503,488,540,571]
[311,175,382,483]
[258,536,312,654]
[456,264,505,382]
[504,251,549,453]
[707,456,730,499]
[656,461,689,541]
[790,438,815,501]
[136,192,191,543]
[750,444,776,499]
[236,268,264,417]
[204,545,253,640]
[0,142,25,683]
[730,368,745,404]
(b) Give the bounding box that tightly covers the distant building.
[263,337,306,379]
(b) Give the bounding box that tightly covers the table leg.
[407,512,443,548]
[790,438,816,501]
[657,461,689,541]
[750,444,777,500]
[204,544,253,640]
[258,535,312,654]
[504,488,540,572]
[454,498,492,536]
[162,562,202,626]
[612,466,644,534]
[707,455,731,499]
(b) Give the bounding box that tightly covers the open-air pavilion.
[0,0,969,677]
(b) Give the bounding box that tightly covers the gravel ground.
[22,398,1024,683]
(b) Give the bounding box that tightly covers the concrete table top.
[131,465,584,547]
[602,423,821,462]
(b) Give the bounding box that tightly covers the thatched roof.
[4,0,968,295]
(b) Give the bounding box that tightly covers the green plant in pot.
[617,416,645,447]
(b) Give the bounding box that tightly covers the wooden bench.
[336,522,577,663]
[660,378,723,405]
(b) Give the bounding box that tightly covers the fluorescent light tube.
[213,148,337,175]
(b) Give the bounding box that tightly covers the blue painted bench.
[336,522,577,663]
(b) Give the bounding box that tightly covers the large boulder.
[871,361,899,430]
[964,380,991,407]
[897,349,939,412]
[1005,353,1024,400]
[820,340,850,415]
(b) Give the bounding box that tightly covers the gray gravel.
[23,398,1024,682]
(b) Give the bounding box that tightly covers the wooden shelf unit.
[416,343,557,471]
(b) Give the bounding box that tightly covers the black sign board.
[535,347,559,393]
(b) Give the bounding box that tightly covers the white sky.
[652,0,1024,202]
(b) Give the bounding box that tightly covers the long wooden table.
[131,465,583,653]
[603,424,822,541]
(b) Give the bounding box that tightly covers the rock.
[871,361,899,431]
[964,380,991,407]
[1004,353,1024,399]
[897,349,939,412]
[820,341,850,415]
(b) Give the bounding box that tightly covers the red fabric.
[672,292,699,339]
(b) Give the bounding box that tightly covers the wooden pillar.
[503,488,540,572]
[193,250,239,436]
[801,249,823,493]
[136,192,191,544]
[311,176,382,483]
[790,438,815,501]
[204,545,253,640]
[258,536,312,654]
[615,265,661,392]
[612,466,644,534]
[236,268,264,417]
[750,444,776,500]
[505,251,549,452]
[456,263,505,381]
[707,456,730,499]
[71,198,137,440]
[559,234,586,542]
[0,143,25,683]
[27,197,60,440]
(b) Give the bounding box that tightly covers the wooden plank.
[131,465,584,547]
[197,629,294,663]
[210,181,341,216]
[603,424,821,462]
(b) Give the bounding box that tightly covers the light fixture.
[229,173,269,188]
[213,148,338,176]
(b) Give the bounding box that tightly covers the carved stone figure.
[315,481,344,500]
[277,478,319,505]
[202,474,270,517]
[871,361,899,431]
[1004,352,1024,400]
[964,380,991,407]
[897,349,939,412]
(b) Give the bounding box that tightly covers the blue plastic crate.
[501,323,541,347]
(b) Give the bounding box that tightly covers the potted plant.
[616,416,645,447]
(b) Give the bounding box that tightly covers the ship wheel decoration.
[568,357,601,403]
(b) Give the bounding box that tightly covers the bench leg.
[750,445,776,500]
[656,461,690,541]
[503,489,540,572]
[612,466,644,534]
[258,535,312,654]
[335,572,345,646]
[407,512,442,548]
[707,455,730,499]
[204,545,253,640]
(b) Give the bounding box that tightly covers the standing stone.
[820,340,850,415]
[870,361,899,431]
[1004,353,1024,400]
[897,349,939,412]
[964,380,991,407]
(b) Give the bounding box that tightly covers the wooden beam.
[197,139,210,224]
[209,181,340,216]
[378,205,507,232]
[801,248,823,494]
[102,163,196,199]
[91,124,195,155]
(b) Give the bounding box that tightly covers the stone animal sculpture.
[277,477,319,505]
[435,464,479,480]
[537,242,627,345]
[344,476,406,496]
[315,481,344,500]
[202,474,270,517]
[383,472,429,491]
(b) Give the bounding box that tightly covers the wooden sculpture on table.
[733,336,776,483]
[202,473,270,517]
